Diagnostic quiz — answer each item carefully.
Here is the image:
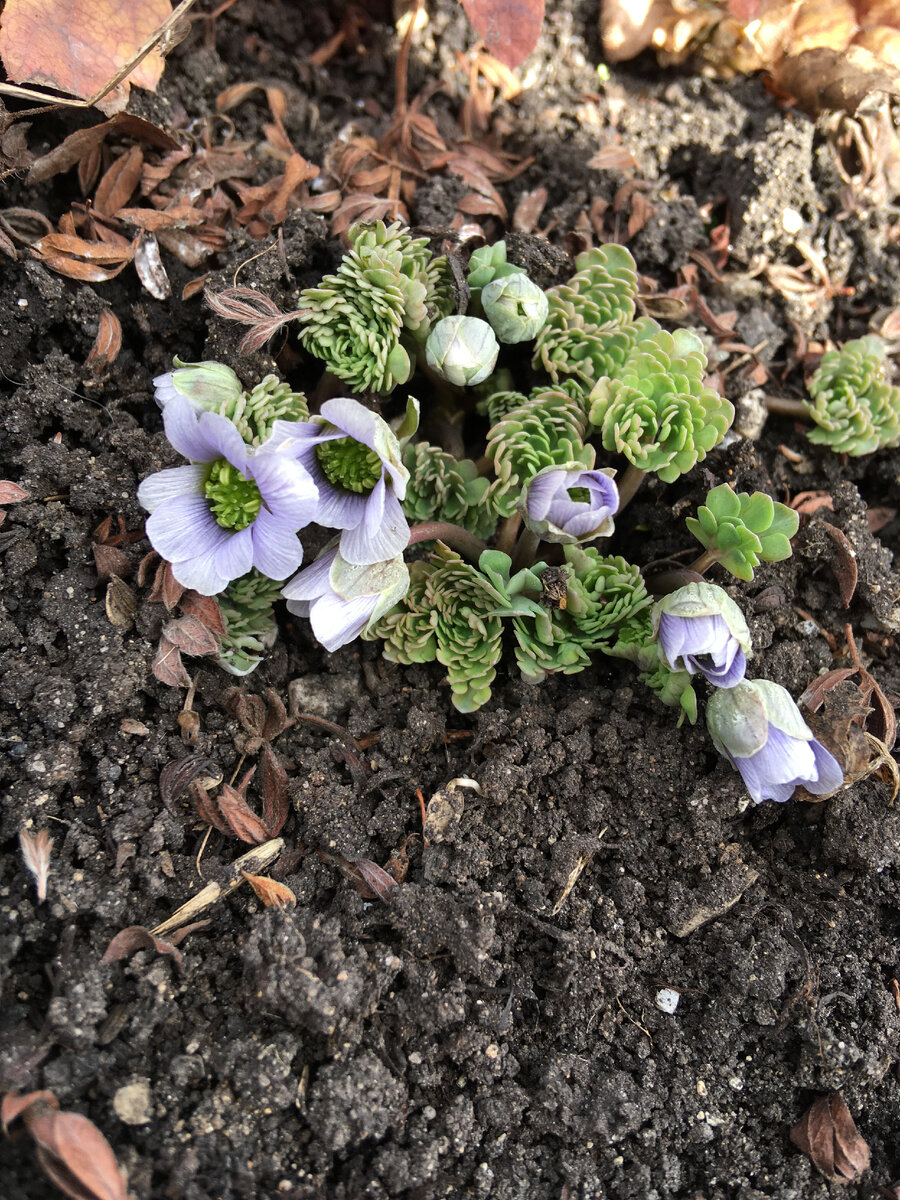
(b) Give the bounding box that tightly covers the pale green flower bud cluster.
[803,335,900,456]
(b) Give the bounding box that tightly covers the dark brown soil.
[2,3,900,1198]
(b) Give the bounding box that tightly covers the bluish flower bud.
[481,274,549,343]
[519,463,618,544]
[653,582,751,688]
[153,359,243,412]
[425,316,499,387]
[706,679,844,804]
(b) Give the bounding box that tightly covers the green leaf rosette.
[804,335,900,456]
[685,484,799,582]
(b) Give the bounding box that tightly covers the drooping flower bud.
[706,679,844,804]
[284,546,410,652]
[520,463,618,544]
[653,582,751,688]
[481,274,549,344]
[153,359,244,412]
[425,316,499,387]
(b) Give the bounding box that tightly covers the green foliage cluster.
[804,335,900,456]
[298,221,453,394]
[401,441,496,539]
[686,484,799,582]
[218,570,286,676]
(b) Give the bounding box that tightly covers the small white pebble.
[655,988,680,1014]
[782,208,803,234]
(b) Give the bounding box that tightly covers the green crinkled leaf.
[803,335,900,456]
[402,441,496,539]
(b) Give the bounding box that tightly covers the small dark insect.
[540,566,569,610]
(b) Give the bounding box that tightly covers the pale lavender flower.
[138,396,318,595]
[654,582,750,688]
[707,679,844,804]
[520,464,619,543]
[284,545,409,651]
[270,397,410,566]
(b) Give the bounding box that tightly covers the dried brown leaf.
[459,0,544,68]
[152,634,191,687]
[0,0,171,103]
[86,309,123,370]
[821,521,859,607]
[773,45,900,115]
[0,481,29,503]
[2,1090,60,1131]
[31,232,136,283]
[512,186,547,232]
[240,871,296,907]
[352,857,399,901]
[27,114,178,184]
[867,506,896,533]
[94,145,143,216]
[104,575,137,627]
[790,1092,870,1183]
[260,743,289,837]
[16,1100,130,1200]
[178,591,227,637]
[115,201,206,231]
[216,781,269,845]
[101,925,184,970]
[162,615,220,658]
[588,144,639,171]
[147,559,185,610]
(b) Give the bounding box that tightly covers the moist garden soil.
[2,2,900,1197]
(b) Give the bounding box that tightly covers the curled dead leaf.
[820,521,858,607]
[101,924,185,970]
[86,309,123,370]
[105,575,137,627]
[241,871,296,907]
[790,1092,870,1183]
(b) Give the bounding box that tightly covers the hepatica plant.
[138,222,845,806]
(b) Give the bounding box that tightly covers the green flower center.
[316,436,382,494]
[204,459,262,531]
[567,486,591,504]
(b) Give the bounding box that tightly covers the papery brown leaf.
[260,743,289,837]
[93,538,129,581]
[147,559,185,610]
[190,781,230,833]
[821,522,859,607]
[512,186,547,232]
[216,781,269,844]
[105,575,137,627]
[588,145,639,171]
[162,615,220,658]
[115,202,206,231]
[867,506,896,533]
[78,144,102,196]
[2,1090,60,1131]
[101,925,184,970]
[94,145,143,217]
[133,231,171,299]
[262,689,290,741]
[799,668,858,711]
[178,591,227,637]
[7,1098,130,1200]
[790,1092,870,1183]
[0,481,29,503]
[352,857,399,901]
[85,309,123,369]
[773,45,900,115]
[31,233,136,283]
[159,754,224,810]
[791,489,833,516]
[459,0,544,68]
[27,114,178,184]
[223,687,267,737]
[0,0,171,103]
[152,634,191,687]
[240,870,296,907]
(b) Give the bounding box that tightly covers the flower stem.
[495,512,521,557]
[408,522,487,562]
[510,528,541,574]
[688,549,719,575]
[764,395,808,418]
[616,464,646,512]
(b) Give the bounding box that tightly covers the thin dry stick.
[152,837,284,937]
[0,0,198,108]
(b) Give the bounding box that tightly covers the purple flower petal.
[806,741,845,796]
[146,495,228,564]
[526,469,567,520]
[196,410,249,472]
[266,419,342,456]
[152,372,180,410]
[162,397,223,463]
[315,480,369,530]
[698,646,746,688]
[339,481,410,565]
[138,464,206,512]
[250,507,304,580]
[320,397,379,448]
[309,592,378,651]
[251,453,319,529]
[283,547,339,603]
[733,726,818,803]
[210,524,255,583]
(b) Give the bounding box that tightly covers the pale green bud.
[154,359,243,412]
[426,316,499,387]
[481,274,549,343]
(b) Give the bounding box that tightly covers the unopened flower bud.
[706,679,844,804]
[653,582,751,688]
[426,316,499,387]
[520,463,618,544]
[153,359,243,412]
[481,274,549,344]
